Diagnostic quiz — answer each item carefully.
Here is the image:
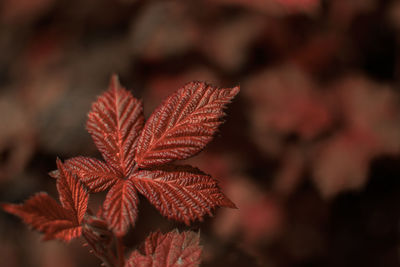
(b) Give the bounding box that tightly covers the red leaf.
[43,221,82,241]
[126,230,202,267]
[311,129,373,198]
[56,159,89,224]
[135,82,239,168]
[87,74,144,175]
[132,166,236,224]
[103,179,139,236]
[1,193,81,242]
[64,156,121,192]
[57,77,238,235]
[1,160,89,242]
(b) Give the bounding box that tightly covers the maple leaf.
[63,75,238,236]
[125,230,202,267]
[1,159,89,242]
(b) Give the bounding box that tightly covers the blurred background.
[1,0,400,266]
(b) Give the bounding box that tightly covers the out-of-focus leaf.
[312,76,400,197]
[245,65,332,155]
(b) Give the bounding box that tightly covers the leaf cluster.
[2,75,239,266]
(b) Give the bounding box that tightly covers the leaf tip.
[231,84,240,95]
[55,159,66,178]
[0,202,11,212]
[110,73,122,91]
[56,157,63,167]
[222,197,238,209]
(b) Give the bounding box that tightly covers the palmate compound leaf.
[56,76,238,236]
[131,166,237,225]
[126,230,202,267]
[1,160,89,242]
[135,81,240,168]
[86,74,144,176]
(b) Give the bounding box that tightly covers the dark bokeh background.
[1,0,400,266]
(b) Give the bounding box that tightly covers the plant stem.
[83,234,117,267]
[116,236,125,267]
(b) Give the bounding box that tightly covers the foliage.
[1,75,238,266]
[1,0,400,266]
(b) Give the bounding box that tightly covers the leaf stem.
[116,236,125,267]
[83,234,117,267]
